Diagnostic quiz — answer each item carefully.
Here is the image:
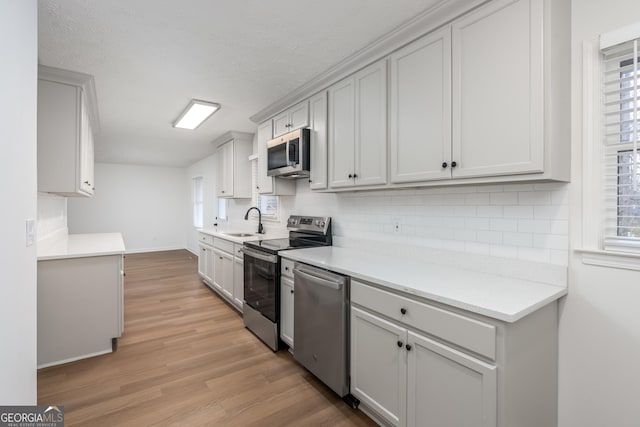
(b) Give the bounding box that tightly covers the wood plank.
[38,250,375,426]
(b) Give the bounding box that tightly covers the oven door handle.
[293,268,344,290]
[243,247,278,264]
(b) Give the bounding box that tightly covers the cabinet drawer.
[213,237,234,254]
[198,233,214,246]
[351,280,496,360]
[233,243,244,260]
[281,258,295,278]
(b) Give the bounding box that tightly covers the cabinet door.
[328,76,356,188]
[257,121,274,194]
[452,0,543,178]
[309,91,328,190]
[216,250,234,299]
[390,28,452,183]
[355,59,387,187]
[212,249,224,291]
[233,256,244,310]
[206,247,215,283]
[407,331,497,427]
[217,141,234,197]
[351,306,407,427]
[198,244,207,278]
[79,98,94,194]
[288,100,309,131]
[280,276,294,348]
[272,111,290,137]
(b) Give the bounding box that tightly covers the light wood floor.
[38,250,376,427]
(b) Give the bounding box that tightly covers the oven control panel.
[287,215,331,235]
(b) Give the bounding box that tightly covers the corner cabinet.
[215,131,254,198]
[350,279,558,427]
[256,121,296,196]
[328,59,388,189]
[38,65,99,197]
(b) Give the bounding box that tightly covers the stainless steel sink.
[224,233,254,237]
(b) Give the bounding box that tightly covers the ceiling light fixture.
[173,99,220,130]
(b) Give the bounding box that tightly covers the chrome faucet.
[244,207,264,234]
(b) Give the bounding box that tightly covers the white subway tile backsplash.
[518,191,551,205]
[503,232,533,247]
[517,219,551,234]
[490,218,519,232]
[290,181,569,268]
[477,205,504,218]
[490,192,518,205]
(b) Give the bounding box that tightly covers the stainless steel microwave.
[267,128,310,179]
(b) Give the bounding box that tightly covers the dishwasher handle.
[294,268,344,290]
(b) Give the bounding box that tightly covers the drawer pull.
[400,307,407,315]
[405,344,412,351]
[285,266,289,271]
[290,289,294,294]
[397,340,403,348]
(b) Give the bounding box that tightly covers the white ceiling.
[38,0,434,167]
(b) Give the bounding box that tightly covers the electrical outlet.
[25,219,35,247]
[392,218,402,233]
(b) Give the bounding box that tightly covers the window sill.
[576,248,640,271]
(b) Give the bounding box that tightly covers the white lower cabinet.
[38,254,124,367]
[233,253,244,310]
[198,244,214,284]
[199,233,244,313]
[351,304,497,427]
[351,279,556,427]
[213,248,234,298]
[407,331,496,427]
[280,258,295,348]
[280,276,294,348]
[351,306,407,426]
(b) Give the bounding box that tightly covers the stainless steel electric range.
[242,215,331,351]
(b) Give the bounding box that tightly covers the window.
[602,31,640,252]
[192,176,203,228]
[251,160,279,221]
[217,198,227,222]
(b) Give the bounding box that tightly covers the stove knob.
[320,221,326,227]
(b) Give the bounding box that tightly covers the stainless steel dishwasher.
[293,262,359,408]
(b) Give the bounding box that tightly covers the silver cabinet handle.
[293,268,343,290]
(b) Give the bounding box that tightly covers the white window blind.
[251,160,279,221]
[192,176,203,228]
[602,35,640,252]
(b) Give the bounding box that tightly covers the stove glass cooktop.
[244,238,328,255]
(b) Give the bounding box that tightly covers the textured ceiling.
[38,0,434,167]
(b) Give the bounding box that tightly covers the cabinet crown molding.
[249,0,488,124]
[38,64,101,134]
[211,130,255,148]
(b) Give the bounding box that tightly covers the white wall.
[67,163,188,252]
[559,2,640,426]
[0,0,37,404]
[37,193,67,241]
[185,151,252,254]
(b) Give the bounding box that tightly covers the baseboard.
[186,247,199,257]
[125,246,187,254]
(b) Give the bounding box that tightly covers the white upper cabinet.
[329,59,388,189]
[38,66,99,197]
[451,0,543,178]
[308,91,328,190]
[215,131,253,198]
[256,121,295,196]
[390,27,452,184]
[273,100,309,137]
